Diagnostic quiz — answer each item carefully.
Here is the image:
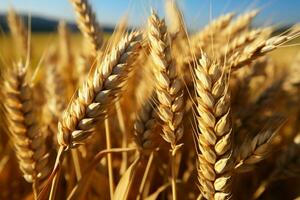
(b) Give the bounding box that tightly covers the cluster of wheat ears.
[0,0,300,199]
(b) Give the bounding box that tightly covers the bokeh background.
[0,0,299,70]
[0,0,300,30]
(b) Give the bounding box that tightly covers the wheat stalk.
[147,9,185,200]
[48,31,142,194]
[195,53,233,200]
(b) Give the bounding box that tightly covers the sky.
[0,0,299,30]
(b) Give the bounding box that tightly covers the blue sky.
[0,0,299,30]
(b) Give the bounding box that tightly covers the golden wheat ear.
[7,8,30,61]
[147,9,185,200]
[44,47,67,120]
[57,31,142,149]
[184,12,234,69]
[219,27,272,61]
[234,116,285,172]
[165,0,186,39]
[228,26,300,71]
[194,53,233,200]
[70,0,104,54]
[221,10,259,40]
[147,9,185,148]
[134,92,161,154]
[2,62,50,197]
[57,20,78,99]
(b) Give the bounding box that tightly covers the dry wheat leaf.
[113,157,140,200]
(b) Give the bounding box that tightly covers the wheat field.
[0,0,299,200]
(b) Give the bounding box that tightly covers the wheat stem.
[32,181,38,200]
[115,100,128,174]
[137,152,154,200]
[105,117,115,199]
[148,10,185,199]
[47,146,65,200]
[71,149,82,181]
[171,149,177,200]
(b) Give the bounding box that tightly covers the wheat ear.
[221,10,259,39]
[185,13,234,67]
[195,53,233,200]
[165,0,185,38]
[134,93,160,153]
[58,21,77,99]
[70,0,103,53]
[191,13,234,46]
[148,9,184,148]
[45,49,67,120]
[58,21,72,67]
[148,9,185,200]
[3,63,50,197]
[57,31,142,149]
[7,8,29,60]
[228,28,300,71]
[235,116,284,172]
[220,28,271,60]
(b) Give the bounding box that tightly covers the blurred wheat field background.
[0,0,300,200]
[1,34,299,71]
